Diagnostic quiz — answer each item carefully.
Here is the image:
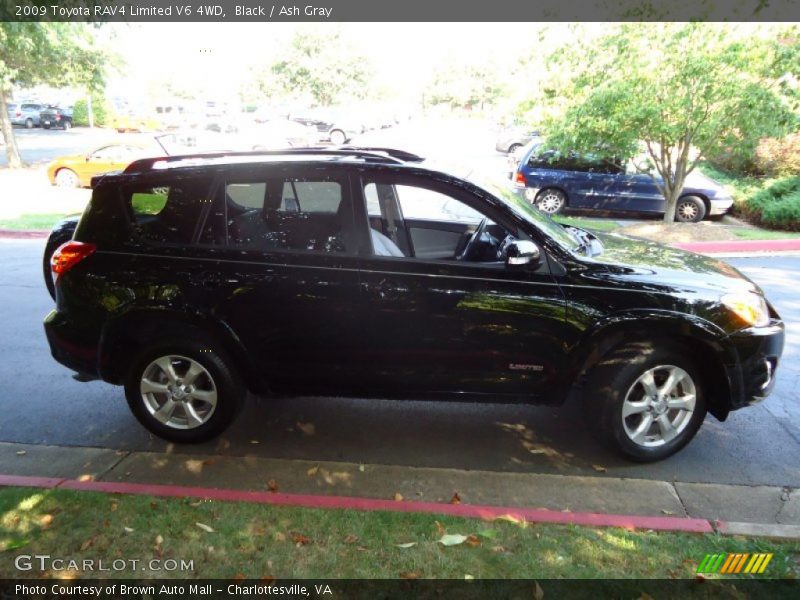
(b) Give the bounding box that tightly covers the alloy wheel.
[140,355,218,430]
[621,365,696,447]
[676,200,699,222]
[536,190,565,214]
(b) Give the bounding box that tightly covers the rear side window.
[125,178,212,244]
[217,176,353,254]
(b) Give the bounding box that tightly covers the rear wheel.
[55,168,79,188]
[125,340,245,443]
[583,341,707,462]
[62,120,72,131]
[535,188,567,215]
[508,143,522,154]
[25,118,34,129]
[675,196,706,223]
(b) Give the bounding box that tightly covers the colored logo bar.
[697,553,773,574]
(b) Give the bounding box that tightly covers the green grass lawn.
[553,215,622,232]
[0,487,798,580]
[0,213,69,230]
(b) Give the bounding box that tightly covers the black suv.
[44,148,784,461]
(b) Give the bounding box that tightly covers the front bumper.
[708,196,734,216]
[723,319,785,410]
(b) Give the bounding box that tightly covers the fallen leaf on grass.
[291,533,310,546]
[449,492,461,505]
[38,514,53,527]
[465,535,481,548]
[438,533,468,546]
[400,571,421,579]
[196,522,215,533]
[533,581,545,600]
[464,574,474,580]
[358,464,365,472]
[15,451,26,456]
[592,464,607,473]
[123,526,134,533]
[80,537,95,551]
[267,479,279,493]
[307,465,319,477]
[491,545,506,553]
[393,492,404,502]
[434,521,446,536]
[395,542,417,549]
[661,509,675,515]
[273,532,286,542]
[296,422,316,436]
[110,501,118,512]
[343,534,359,544]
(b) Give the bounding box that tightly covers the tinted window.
[222,176,352,254]
[125,178,212,244]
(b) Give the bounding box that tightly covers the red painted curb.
[0,473,713,534]
[674,239,800,254]
[0,474,65,488]
[0,229,49,239]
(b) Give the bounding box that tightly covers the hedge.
[740,176,800,231]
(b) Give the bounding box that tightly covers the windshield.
[467,172,579,251]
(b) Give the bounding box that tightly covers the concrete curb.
[0,473,714,534]
[674,239,800,254]
[0,229,49,239]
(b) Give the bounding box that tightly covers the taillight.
[51,241,96,277]
[15,111,21,117]
[514,171,527,186]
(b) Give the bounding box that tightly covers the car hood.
[48,153,85,167]
[583,231,760,295]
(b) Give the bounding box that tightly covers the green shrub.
[72,95,110,127]
[740,176,800,231]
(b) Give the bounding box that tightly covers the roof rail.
[123,147,425,174]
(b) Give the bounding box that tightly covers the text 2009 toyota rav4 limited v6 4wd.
[44,148,784,462]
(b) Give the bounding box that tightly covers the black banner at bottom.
[1,579,799,600]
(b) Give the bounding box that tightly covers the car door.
[192,164,364,393]
[592,161,666,213]
[353,172,568,399]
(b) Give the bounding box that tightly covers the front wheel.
[25,118,34,129]
[675,196,706,223]
[583,341,707,462]
[124,341,245,443]
[62,120,72,131]
[508,143,522,154]
[329,129,347,145]
[55,168,79,188]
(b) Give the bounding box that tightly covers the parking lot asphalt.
[1,238,798,489]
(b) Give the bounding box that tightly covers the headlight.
[721,292,770,327]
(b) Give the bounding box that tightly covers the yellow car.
[46,144,150,188]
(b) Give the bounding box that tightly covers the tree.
[0,23,108,167]
[542,24,797,222]
[426,61,507,111]
[259,31,372,106]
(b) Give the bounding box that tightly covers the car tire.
[508,143,522,154]
[329,129,347,145]
[124,340,245,443]
[42,124,51,130]
[62,120,72,131]
[582,341,707,462]
[55,168,80,188]
[25,118,34,129]
[535,188,567,215]
[675,196,706,223]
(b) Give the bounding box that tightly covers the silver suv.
[7,102,46,128]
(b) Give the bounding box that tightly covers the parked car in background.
[46,143,151,188]
[495,126,541,154]
[289,108,363,145]
[7,102,47,128]
[43,148,783,462]
[511,143,733,222]
[40,106,74,130]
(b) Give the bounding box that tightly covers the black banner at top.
[1,0,800,22]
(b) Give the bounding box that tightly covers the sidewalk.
[1,441,798,539]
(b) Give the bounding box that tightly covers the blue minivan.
[511,142,733,222]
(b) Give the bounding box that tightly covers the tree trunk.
[0,90,23,168]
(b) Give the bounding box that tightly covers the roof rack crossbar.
[123,147,425,174]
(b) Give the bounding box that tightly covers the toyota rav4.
[44,148,784,461]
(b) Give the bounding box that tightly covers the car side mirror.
[505,240,541,269]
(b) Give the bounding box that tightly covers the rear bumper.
[44,309,101,379]
[723,319,785,410]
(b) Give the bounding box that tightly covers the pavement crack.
[671,482,690,518]
[775,486,793,522]
[93,450,131,482]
